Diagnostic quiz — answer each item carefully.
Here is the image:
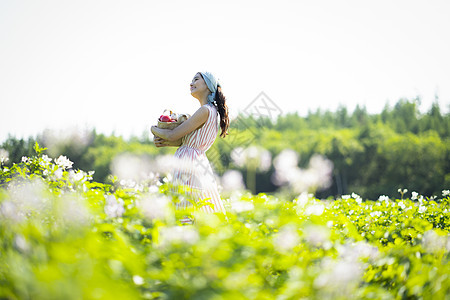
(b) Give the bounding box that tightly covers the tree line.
[1,97,449,199]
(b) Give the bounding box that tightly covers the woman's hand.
[153,136,168,147]
[152,129,182,147]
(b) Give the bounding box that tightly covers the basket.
[157,119,181,129]
[156,113,190,146]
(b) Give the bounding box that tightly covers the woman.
[151,71,229,220]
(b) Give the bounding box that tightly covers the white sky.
[1,0,449,142]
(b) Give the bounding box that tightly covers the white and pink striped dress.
[171,103,226,215]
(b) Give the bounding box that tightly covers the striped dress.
[171,103,226,215]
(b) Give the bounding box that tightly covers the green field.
[1,144,449,299]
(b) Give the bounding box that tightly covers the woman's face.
[190,73,209,98]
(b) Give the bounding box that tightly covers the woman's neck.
[198,92,210,106]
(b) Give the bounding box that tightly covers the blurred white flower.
[337,241,379,261]
[138,194,172,221]
[69,170,85,182]
[305,202,325,216]
[422,230,448,253]
[230,200,254,213]
[14,234,30,253]
[133,275,144,285]
[21,156,30,163]
[220,170,245,193]
[294,192,311,208]
[158,226,199,247]
[0,201,24,223]
[304,225,330,248]
[7,179,48,214]
[273,149,299,171]
[39,126,93,158]
[398,201,406,210]
[230,147,245,167]
[443,190,450,197]
[231,146,272,172]
[314,258,363,292]
[272,151,333,194]
[273,226,300,252]
[59,195,91,226]
[411,191,418,200]
[120,179,136,188]
[0,149,9,164]
[111,153,159,183]
[55,155,73,169]
[104,195,125,218]
[54,168,63,179]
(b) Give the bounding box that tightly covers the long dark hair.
[213,84,229,138]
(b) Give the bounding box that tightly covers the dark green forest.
[2,98,449,199]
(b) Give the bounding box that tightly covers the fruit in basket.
[159,115,172,122]
[157,109,191,130]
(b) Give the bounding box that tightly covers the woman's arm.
[151,106,209,142]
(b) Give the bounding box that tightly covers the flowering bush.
[0,144,449,299]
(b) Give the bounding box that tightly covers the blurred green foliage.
[1,145,449,299]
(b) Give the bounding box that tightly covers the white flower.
[378,195,389,203]
[221,170,245,192]
[398,201,406,210]
[337,241,379,261]
[104,195,125,218]
[422,230,447,253]
[341,195,351,200]
[158,226,199,247]
[443,190,450,197]
[133,275,144,285]
[305,202,325,216]
[230,200,254,213]
[314,258,363,292]
[411,191,418,200]
[352,193,362,204]
[69,170,84,182]
[370,211,382,218]
[55,155,73,169]
[273,226,300,252]
[0,201,24,223]
[304,225,330,248]
[231,146,272,171]
[41,155,52,163]
[59,195,91,226]
[138,194,171,221]
[418,205,427,214]
[54,168,63,179]
[418,195,424,205]
[272,152,333,193]
[0,149,9,164]
[21,156,30,163]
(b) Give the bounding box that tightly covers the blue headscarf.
[200,71,221,105]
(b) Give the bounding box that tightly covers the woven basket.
[156,113,190,145]
[157,120,181,129]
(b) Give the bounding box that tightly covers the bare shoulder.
[192,105,210,119]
